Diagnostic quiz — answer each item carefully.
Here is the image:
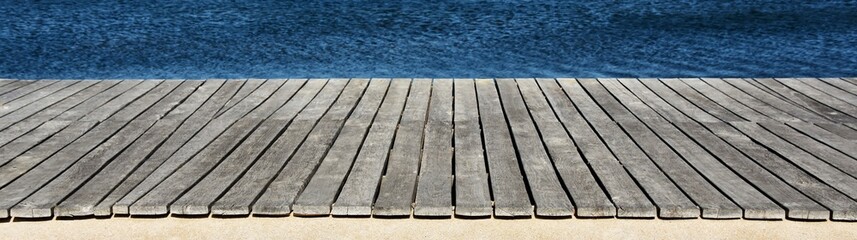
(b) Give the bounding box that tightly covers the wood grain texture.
[331,79,410,216]
[252,79,368,216]
[371,79,433,217]
[210,80,334,216]
[473,79,533,217]
[289,79,389,216]
[449,79,492,217]
[720,78,830,123]
[4,78,857,220]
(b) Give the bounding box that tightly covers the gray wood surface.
[520,78,614,217]
[771,78,857,121]
[705,122,857,221]
[166,80,307,215]
[214,79,265,117]
[728,122,857,200]
[758,122,857,178]
[699,78,802,122]
[638,79,720,122]
[251,79,368,216]
[556,78,659,218]
[616,79,784,219]
[805,78,857,106]
[102,80,238,215]
[210,80,332,216]
[597,79,739,218]
[371,79,432,217]
[4,78,857,220]
[786,121,857,160]
[721,78,832,123]
[580,79,701,218]
[679,78,774,123]
[0,80,57,105]
[292,79,389,216]
[819,78,857,96]
[0,81,96,132]
[535,79,618,217]
[473,79,533,217]
[449,79,492,217]
[0,80,75,118]
[673,121,827,220]
[0,81,117,149]
[499,79,575,217]
[125,80,286,215]
[331,79,410,216]
[10,81,186,217]
[661,78,744,122]
[413,79,455,217]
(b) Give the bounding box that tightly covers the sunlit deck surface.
[1,78,856,221]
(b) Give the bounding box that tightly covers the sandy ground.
[1,216,855,240]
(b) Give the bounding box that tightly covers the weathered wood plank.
[209,80,343,216]
[0,81,96,132]
[636,79,719,122]
[615,79,783,219]
[0,81,115,148]
[10,81,188,217]
[412,79,455,217]
[728,122,857,200]
[0,80,76,118]
[537,79,620,217]
[165,80,310,216]
[54,81,205,217]
[331,79,410,216]
[679,78,774,123]
[661,78,744,122]
[131,117,262,215]
[521,78,613,218]
[598,79,743,219]
[758,122,857,178]
[0,79,29,92]
[53,80,144,121]
[773,78,857,120]
[557,78,662,218]
[0,81,160,189]
[99,80,240,215]
[0,121,97,190]
[1,81,168,218]
[582,79,702,218]
[497,79,574,217]
[473,79,533,217]
[819,78,857,96]
[814,123,857,140]
[251,79,368,216]
[371,79,433,217]
[123,80,286,215]
[617,78,694,123]
[129,80,287,215]
[705,122,857,221]
[718,78,830,123]
[291,79,389,216]
[673,121,828,220]
[699,78,802,122]
[448,79,492,217]
[0,80,57,104]
[0,120,123,219]
[807,78,857,106]
[214,79,265,117]
[786,122,857,160]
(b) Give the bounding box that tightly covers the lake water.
[2,1,856,78]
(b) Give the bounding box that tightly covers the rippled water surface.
[2,1,856,78]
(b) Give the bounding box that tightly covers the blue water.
[2,1,857,78]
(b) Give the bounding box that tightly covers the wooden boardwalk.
[1,78,857,220]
